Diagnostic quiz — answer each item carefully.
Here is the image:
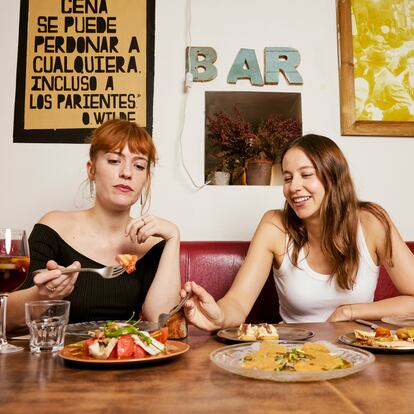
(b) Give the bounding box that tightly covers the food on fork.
[115,254,138,274]
[237,323,279,340]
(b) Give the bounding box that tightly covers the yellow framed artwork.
[337,0,414,136]
[13,0,155,143]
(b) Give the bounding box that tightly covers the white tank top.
[273,223,380,323]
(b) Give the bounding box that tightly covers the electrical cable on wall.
[178,0,211,189]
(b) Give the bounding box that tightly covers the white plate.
[381,314,414,327]
[210,340,374,382]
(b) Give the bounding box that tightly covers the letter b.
[186,47,217,82]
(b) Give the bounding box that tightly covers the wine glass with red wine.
[0,228,30,353]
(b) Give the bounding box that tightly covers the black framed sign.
[13,0,155,143]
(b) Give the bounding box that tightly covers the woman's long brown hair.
[280,134,393,290]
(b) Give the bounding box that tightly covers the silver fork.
[32,265,125,279]
[157,292,193,329]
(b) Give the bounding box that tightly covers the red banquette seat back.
[374,241,414,300]
[180,241,414,322]
[179,242,280,323]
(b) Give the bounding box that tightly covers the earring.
[89,180,95,198]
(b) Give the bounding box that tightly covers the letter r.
[265,47,303,85]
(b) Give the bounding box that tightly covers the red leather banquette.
[179,241,414,323]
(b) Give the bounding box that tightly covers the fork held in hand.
[158,292,193,329]
[32,265,125,279]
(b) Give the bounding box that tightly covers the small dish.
[339,332,414,352]
[216,326,314,342]
[59,339,189,365]
[210,340,374,382]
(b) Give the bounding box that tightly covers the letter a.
[105,76,114,90]
[227,49,263,86]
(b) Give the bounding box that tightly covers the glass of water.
[25,300,70,353]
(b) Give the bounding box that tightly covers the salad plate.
[210,340,374,382]
[216,326,314,342]
[338,332,414,353]
[59,339,189,364]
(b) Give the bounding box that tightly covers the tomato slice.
[151,327,169,344]
[133,343,149,358]
[117,335,135,358]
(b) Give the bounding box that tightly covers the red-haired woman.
[8,119,181,330]
[183,134,414,328]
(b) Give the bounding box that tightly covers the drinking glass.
[0,228,30,353]
[25,300,70,353]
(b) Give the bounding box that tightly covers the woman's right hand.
[33,260,80,298]
[182,281,224,331]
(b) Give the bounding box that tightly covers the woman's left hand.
[327,304,353,322]
[125,214,179,244]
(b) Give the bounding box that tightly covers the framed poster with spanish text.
[337,0,414,136]
[13,0,155,143]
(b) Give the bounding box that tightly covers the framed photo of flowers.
[337,0,414,136]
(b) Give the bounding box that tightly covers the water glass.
[25,300,70,353]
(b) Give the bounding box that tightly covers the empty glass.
[25,300,70,353]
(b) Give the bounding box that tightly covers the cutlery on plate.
[32,265,125,279]
[355,319,381,330]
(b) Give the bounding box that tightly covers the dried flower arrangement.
[206,107,302,182]
[206,107,253,181]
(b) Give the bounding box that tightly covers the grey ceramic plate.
[66,320,158,337]
[216,326,314,342]
[339,332,414,352]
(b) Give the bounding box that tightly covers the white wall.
[1,0,414,241]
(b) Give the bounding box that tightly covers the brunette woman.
[8,119,181,330]
[182,134,414,328]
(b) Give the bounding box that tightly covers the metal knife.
[355,319,380,330]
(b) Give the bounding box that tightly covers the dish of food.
[339,327,414,352]
[381,314,414,327]
[60,339,189,364]
[217,325,314,342]
[237,323,279,340]
[60,320,189,364]
[210,340,374,382]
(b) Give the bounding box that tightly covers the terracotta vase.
[246,159,273,185]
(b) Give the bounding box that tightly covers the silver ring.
[46,285,56,292]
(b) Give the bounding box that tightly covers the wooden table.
[1,322,413,414]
